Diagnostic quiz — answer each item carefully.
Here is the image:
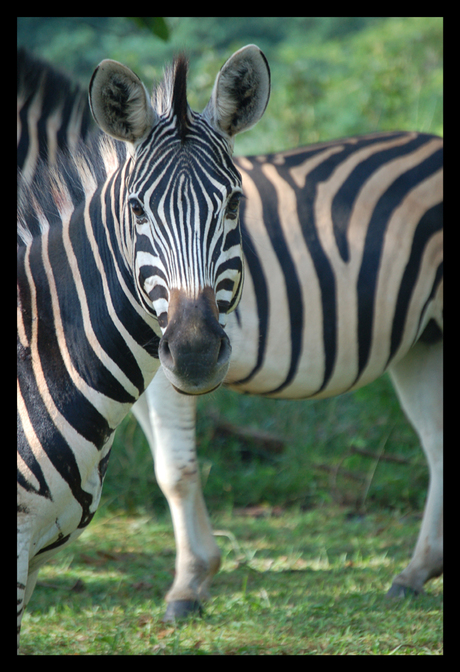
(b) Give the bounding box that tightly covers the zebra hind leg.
[387,338,443,596]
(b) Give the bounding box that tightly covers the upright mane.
[151,54,191,143]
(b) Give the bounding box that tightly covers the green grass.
[20,375,442,654]
[20,507,442,654]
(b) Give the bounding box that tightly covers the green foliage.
[18,17,443,157]
[127,17,170,41]
[268,17,443,149]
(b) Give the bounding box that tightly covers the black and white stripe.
[227,131,443,397]
[17,46,270,647]
[134,129,443,618]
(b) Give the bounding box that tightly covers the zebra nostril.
[159,338,174,368]
[217,335,231,366]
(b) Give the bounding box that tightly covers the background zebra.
[133,130,443,617]
[17,46,270,646]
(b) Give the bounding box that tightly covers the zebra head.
[89,46,270,394]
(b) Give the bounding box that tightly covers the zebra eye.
[226,192,242,220]
[129,197,145,219]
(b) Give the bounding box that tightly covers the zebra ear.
[89,60,157,145]
[203,45,270,141]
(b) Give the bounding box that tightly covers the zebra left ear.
[203,45,270,142]
[89,60,157,145]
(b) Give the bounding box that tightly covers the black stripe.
[284,155,338,394]
[388,203,442,364]
[230,202,269,385]
[17,403,53,500]
[331,133,436,262]
[355,148,443,383]
[258,164,303,394]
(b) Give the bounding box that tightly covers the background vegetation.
[18,18,443,653]
[18,17,442,155]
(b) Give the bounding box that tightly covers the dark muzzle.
[159,287,231,394]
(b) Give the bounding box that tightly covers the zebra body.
[227,131,442,397]
[17,46,270,647]
[133,130,443,618]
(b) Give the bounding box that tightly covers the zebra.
[17,47,93,185]
[131,130,443,619]
[17,49,442,621]
[17,45,270,647]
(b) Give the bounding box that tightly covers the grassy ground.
[20,507,442,654]
[19,375,443,654]
[103,374,427,515]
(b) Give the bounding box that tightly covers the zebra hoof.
[386,582,420,598]
[163,600,203,622]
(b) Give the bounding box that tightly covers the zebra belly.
[19,477,102,576]
[17,436,112,575]
[225,332,384,399]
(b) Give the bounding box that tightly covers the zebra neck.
[17,219,160,445]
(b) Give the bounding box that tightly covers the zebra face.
[129,125,244,330]
[89,46,270,394]
[132,183,244,331]
[128,125,245,394]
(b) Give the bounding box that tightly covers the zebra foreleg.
[387,339,443,596]
[133,367,221,620]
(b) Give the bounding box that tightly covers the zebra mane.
[17,54,195,247]
[17,133,126,247]
[151,54,192,143]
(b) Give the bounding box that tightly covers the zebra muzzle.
[159,287,231,395]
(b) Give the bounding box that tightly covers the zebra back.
[17,48,93,184]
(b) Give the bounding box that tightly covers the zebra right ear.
[89,60,157,146]
[203,44,271,143]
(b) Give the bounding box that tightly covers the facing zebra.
[132,130,443,617]
[17,46,270,647]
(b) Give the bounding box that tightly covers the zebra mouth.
[172,382,222,396]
